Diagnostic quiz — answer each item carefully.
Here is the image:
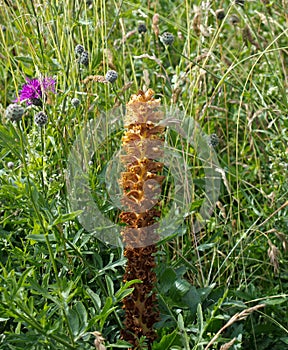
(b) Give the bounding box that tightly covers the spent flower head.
[160,32,175,46]
[7,161,15,169]
[5,103,25,122]
[138,23,147,34]
[34,111,48,127]
[208,133,219,148]
[17,77,56,106]
[105,70,118,83]
[75,44,85,56]
[71,97,81,108]
[80,51,89,66]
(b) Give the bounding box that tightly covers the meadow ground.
[0,1,288,349]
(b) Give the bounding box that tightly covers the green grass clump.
[0,0,287,349]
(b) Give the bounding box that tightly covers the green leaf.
[153,330,179,350]
[197,243,216,251]
[105,275,114,297]
[51,210,83,226]
[159,267,176,293]
[74,301,88,335]
[197,303,204,337]
[26,234,56,242]
[182,286,201,314]
[115,288,134,301]
[86,288,101,312]
[67,308,79,337]
[177,313,185,331]
[280,338,288,345]
[107,340,133,348]
[263,297,287,305]
[170,278,191,299]
[115,279,141,301]
[14,56,34,63]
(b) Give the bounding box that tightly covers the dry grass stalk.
[82,75,108,84]
[268,239,280,274]
[91,331,106,350]
[152,13,159,38]
[274,231,288,252]
[103,48,117,70]
[204,304,265,349]
[242,25,260,49]
[220,337,236,350]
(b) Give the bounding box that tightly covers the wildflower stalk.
[120,89,165,349]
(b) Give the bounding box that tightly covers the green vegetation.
[0,0,287,349]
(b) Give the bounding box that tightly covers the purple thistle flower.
[17,77,56,106]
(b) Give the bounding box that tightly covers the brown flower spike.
[120,90,165,349]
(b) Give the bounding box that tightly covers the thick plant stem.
[120,90,165,349]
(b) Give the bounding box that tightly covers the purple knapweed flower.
[17,77,56,106]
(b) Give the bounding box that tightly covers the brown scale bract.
[120,89,164,349]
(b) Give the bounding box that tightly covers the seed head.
[75,44,85,56]
[80,51,89,66]
[5,103,25,122]
[71,97,80,108]
[160,32,175,46]
[230,14,240,25]
[105,70,118,83]
[138,23,147,34]
[216,9,225,20]
[34,112,48,127]
[7,161,14,169]
[208,133,219,148]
